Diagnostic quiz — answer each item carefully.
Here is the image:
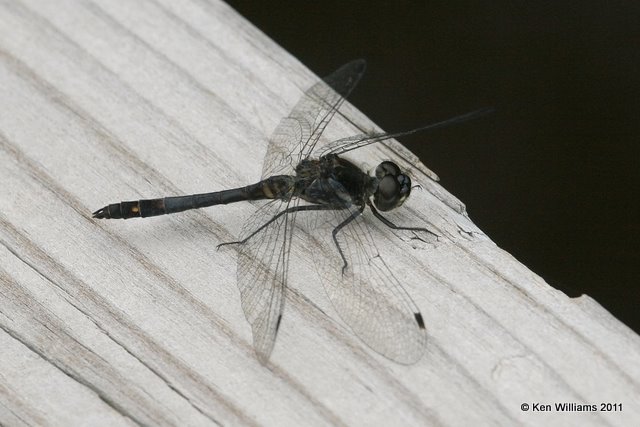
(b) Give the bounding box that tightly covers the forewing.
[307,201,426,364]
[320,107,496,157]
[235,198,298,363]
[262,60,366,179]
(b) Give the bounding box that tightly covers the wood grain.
[0,0,638,426]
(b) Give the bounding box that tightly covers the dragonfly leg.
[332,205,365,275]
[217,204,338,249]
[368,203,440,241]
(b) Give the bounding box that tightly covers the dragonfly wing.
[235,198,299,363]
[238,61,364,361]
[320,107,496,157]
[262,60,366,179]
[307,197,427,364]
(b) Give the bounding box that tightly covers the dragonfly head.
[372,161,411,211]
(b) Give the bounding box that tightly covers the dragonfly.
[93,60,491,364]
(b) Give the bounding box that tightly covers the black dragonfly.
[93,60,491,364]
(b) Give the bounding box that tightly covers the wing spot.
[414,312,425,329]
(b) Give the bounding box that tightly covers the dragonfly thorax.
[372,161,411,212]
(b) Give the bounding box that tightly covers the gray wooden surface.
[1,1,639,426]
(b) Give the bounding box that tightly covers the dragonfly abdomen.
[92,175,295,219]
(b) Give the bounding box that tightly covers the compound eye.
[379,175,399,199]
[373,162,412,211]
[375,161,401,180]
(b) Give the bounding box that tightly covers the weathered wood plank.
[0,0,638,426]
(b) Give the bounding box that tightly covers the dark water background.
[226,1,640,333]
